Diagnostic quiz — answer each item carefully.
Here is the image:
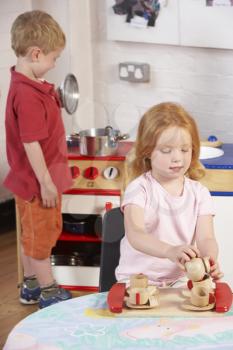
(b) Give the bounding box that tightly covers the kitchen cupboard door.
[179,0,233,49]
[212,196,233,290]
[106,0,179,45]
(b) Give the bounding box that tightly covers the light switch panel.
[119,62,150,83]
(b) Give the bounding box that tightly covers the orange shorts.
[15,196,62,259]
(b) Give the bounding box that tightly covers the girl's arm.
[124,204,199,267]
[23,141,58,208]
[195,215,223,280]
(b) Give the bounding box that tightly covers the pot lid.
[58,73,79,115]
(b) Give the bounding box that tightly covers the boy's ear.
[30,47,41,62]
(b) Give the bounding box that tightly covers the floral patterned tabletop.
[3,292,233,350]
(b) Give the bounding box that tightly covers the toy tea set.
[107,257,232,315]
[182,257,216,311]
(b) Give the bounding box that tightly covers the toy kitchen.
[51,128,131,292]
[51,134,233,292]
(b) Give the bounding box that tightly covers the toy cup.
[192,275,214,292]
[190,286,209,307]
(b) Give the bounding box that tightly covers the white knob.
[103,166,119,180]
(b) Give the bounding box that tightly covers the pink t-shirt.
[115,171,215,286]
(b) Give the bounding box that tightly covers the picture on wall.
[106,0,179,45]
[112,0,161,28]
[206,0,233,6]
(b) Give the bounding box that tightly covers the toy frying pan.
[58,73,79,115]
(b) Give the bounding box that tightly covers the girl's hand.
[167,245,200,269]
[209,258,224,280]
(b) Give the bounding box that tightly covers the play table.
[3,290,233,350]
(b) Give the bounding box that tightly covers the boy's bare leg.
[29,257,54,287]
[21,245,35,278]
[21,245,54,287]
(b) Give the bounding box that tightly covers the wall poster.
[106,0,179,45]
[112,0,162,28]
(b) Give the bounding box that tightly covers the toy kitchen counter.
[199,143,233,291]
[200,143,233,194]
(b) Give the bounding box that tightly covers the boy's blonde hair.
[127,102,205,182]
[11,10,66,57]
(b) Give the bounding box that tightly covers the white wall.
[91,0,233,142]
[67,0,94,133]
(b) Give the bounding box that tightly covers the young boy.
[4,10,73,308]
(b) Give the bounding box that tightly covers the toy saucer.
[181,302,215,311]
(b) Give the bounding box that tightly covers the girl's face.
[150,126,192,181]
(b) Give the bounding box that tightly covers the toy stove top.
[66,141,133,194]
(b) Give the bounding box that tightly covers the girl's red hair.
[129,102,204,181]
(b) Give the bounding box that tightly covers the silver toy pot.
[75,126,129,156]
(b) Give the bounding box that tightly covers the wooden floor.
[0,230,91,348]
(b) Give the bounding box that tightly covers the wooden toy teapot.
[183,257,215,310]
[185,257,211,282]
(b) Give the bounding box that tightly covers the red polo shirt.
[4,67,72,200]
